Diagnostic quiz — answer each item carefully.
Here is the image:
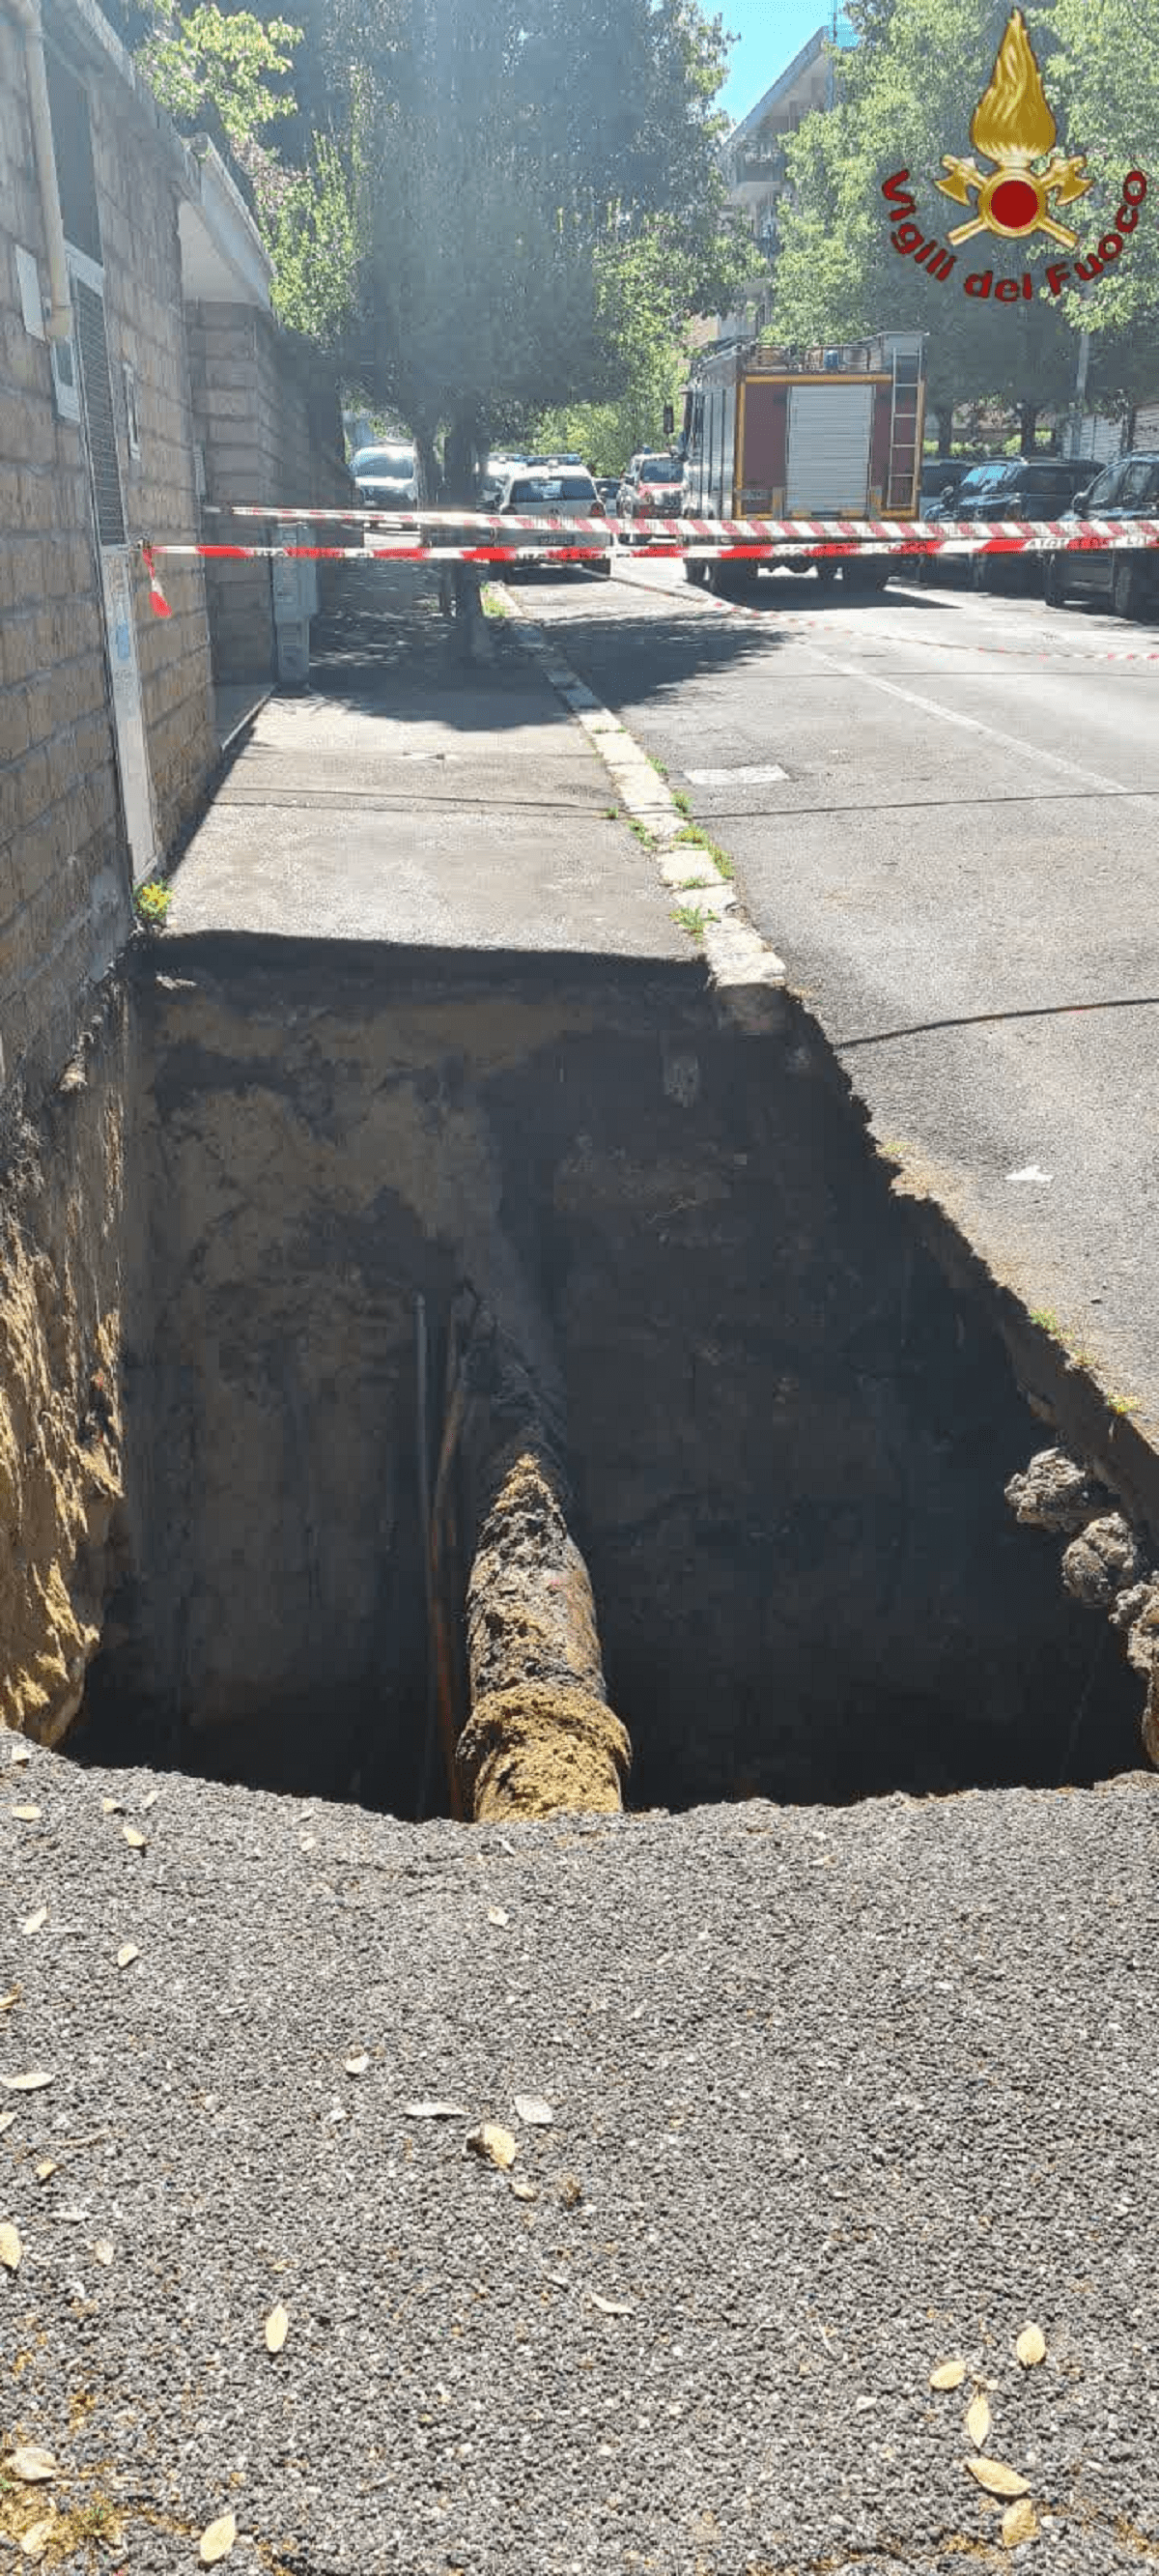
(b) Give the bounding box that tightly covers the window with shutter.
[73,279,126,546]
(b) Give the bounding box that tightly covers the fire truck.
[678,330,926,595]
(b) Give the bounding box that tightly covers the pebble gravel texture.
[2,1744,1158,2574]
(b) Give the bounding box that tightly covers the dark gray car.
[1044,451,1159,619]
[922,456,1093,590]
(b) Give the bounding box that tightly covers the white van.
[351,443,420,506]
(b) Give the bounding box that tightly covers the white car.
[351,443,420,507]
[492,465,611,576]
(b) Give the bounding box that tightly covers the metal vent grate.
[74,280,126,546]
[44,44,102,264]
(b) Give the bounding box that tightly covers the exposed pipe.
[457,1446,631,1823]
[8,0,73,341]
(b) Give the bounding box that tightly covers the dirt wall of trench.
[73,938,1145,1813]
[0,982,136,1746]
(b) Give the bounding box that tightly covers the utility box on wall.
[271,527,318,683]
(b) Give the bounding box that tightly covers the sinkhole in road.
[71,940,1145,1817]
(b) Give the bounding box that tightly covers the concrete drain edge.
[495,593,789,1035]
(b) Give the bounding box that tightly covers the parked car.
[481,453,526,504]
[919,455,996,515]
[493,464,611,576]
[616,452,686,542]
[351,443,420,507]
[919,455,1093,589]
[1044,451,1159,619]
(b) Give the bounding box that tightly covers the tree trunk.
[415,429,440,506]
[1019,402,1040,455]
[443,410,492,664]
[935,400,956,458]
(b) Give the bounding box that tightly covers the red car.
[616,452,686,543]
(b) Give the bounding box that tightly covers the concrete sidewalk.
[168,565,685,960]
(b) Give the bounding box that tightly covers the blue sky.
[717,2,854,129]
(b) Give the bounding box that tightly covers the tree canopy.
[337,0,756,483]
[769,0,1159,444]
[136,0,758,479]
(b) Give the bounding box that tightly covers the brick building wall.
[0,3,126,1096]
[188,299,351,683]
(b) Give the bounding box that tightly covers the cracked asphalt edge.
[491,586,790,1036]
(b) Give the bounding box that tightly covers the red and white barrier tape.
[201,503,1159,547]
[141,542,172,617]
[139,523,1159,615]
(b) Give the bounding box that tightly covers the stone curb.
[499,599,790,1035]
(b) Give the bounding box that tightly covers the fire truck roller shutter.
[784,382,874,515]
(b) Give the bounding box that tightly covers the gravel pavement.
[3,1739,1159,2573]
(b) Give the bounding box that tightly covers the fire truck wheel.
[683,558,706,585]
[710,564,760,600]
[842,559,890,594]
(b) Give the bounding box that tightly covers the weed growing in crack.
[134,880,172,930]
[671,788,693,817]
[675,823,734,880]
[674,902,709,942]
[1109,1390,1142,1417]
[482,586,512,618]
[626,816,658,850]
[1029,1309,1097,1372]
[601,805,619,820]
[647,752,668,777]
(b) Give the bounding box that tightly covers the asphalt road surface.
[4,1745,1159,2574]
[517,556,1159,1438]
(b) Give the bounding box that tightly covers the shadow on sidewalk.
[304,558,793,728]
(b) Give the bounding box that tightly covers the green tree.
[140,0,758,644]
[138,4,357,339]
[138,2,299,145]
[1048,0,1159,398]
[771,0,1156,449]
[335,0,749,479]
[531,215,758,473]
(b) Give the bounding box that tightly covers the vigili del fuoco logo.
[881,7,1146,303]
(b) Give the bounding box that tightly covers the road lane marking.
[792,639,1148,801]
[607,562,1159,666]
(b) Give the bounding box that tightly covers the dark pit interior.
[72,940,1144,1813]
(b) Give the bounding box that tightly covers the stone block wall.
[1,7,217,1102]
[0,6,127,1097]
[89,69,215,852]
[187,300,351,682]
